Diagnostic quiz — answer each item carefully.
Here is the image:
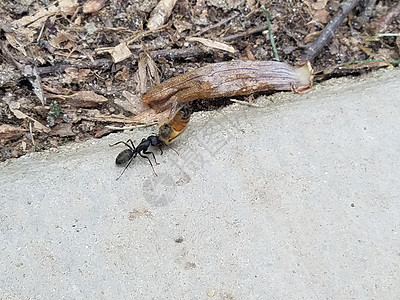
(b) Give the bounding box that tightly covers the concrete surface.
[1,69,400,299]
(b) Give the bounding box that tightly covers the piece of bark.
[48,91,108,108]
[142,60,314,112]
[0,124,26,143]
[147,0,178,30]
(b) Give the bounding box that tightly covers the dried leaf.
[314,9,331,24]
[115,91,148,114]
[115,67,130,81]
[64,68,92,84]
[187,37,237,53]
[304,31,322,43]
[65,108,146,124]
[5,32,29,56]
[345,61,391,70]
[22,65,46,105]
[65,91,108,108]
[59,0,80,14]
[94,127,114,138]
[322,60,391,78]
[43,85,72,95]
[134,53,160,94]
[304,0,328,11]
[9,108,50,133]
[136,55,148,94]
[359,44,373,55]
[146,57,160,85]
[13,0,78,29]
[50,32,77,49]
[5,1,78,54]
[130,108,170,125]
[50,123,76,137]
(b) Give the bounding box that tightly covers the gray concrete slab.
[1,69,400,299]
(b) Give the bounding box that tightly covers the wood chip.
[82,0,107,13]
[147,0,178,30]
[0,124,26,142]
[111,42,132,63]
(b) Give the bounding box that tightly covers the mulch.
[0,0,399,160]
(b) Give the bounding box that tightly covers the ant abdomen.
[115,149,134,165]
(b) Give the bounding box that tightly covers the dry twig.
[230,99,262,107]
[221,24,269,42]
[194,13,240,36]
[302,0,361,62]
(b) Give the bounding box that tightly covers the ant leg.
[109,140,130,147]
[109,139,136,150]
[142,150,158,164]
[128,139,135,149]
[116,153,137,180]
[139,153,158,176]
[158,145,163,155]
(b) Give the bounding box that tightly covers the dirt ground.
[0,0,399,161]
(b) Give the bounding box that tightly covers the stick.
[301,0,361,62]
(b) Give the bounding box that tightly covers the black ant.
[110,106,190,180]
[110,135,177,180]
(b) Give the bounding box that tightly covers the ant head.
[147,135,160,143]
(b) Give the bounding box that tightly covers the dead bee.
[158,106,191,144]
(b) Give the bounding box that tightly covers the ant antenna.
[163,143,179,156]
